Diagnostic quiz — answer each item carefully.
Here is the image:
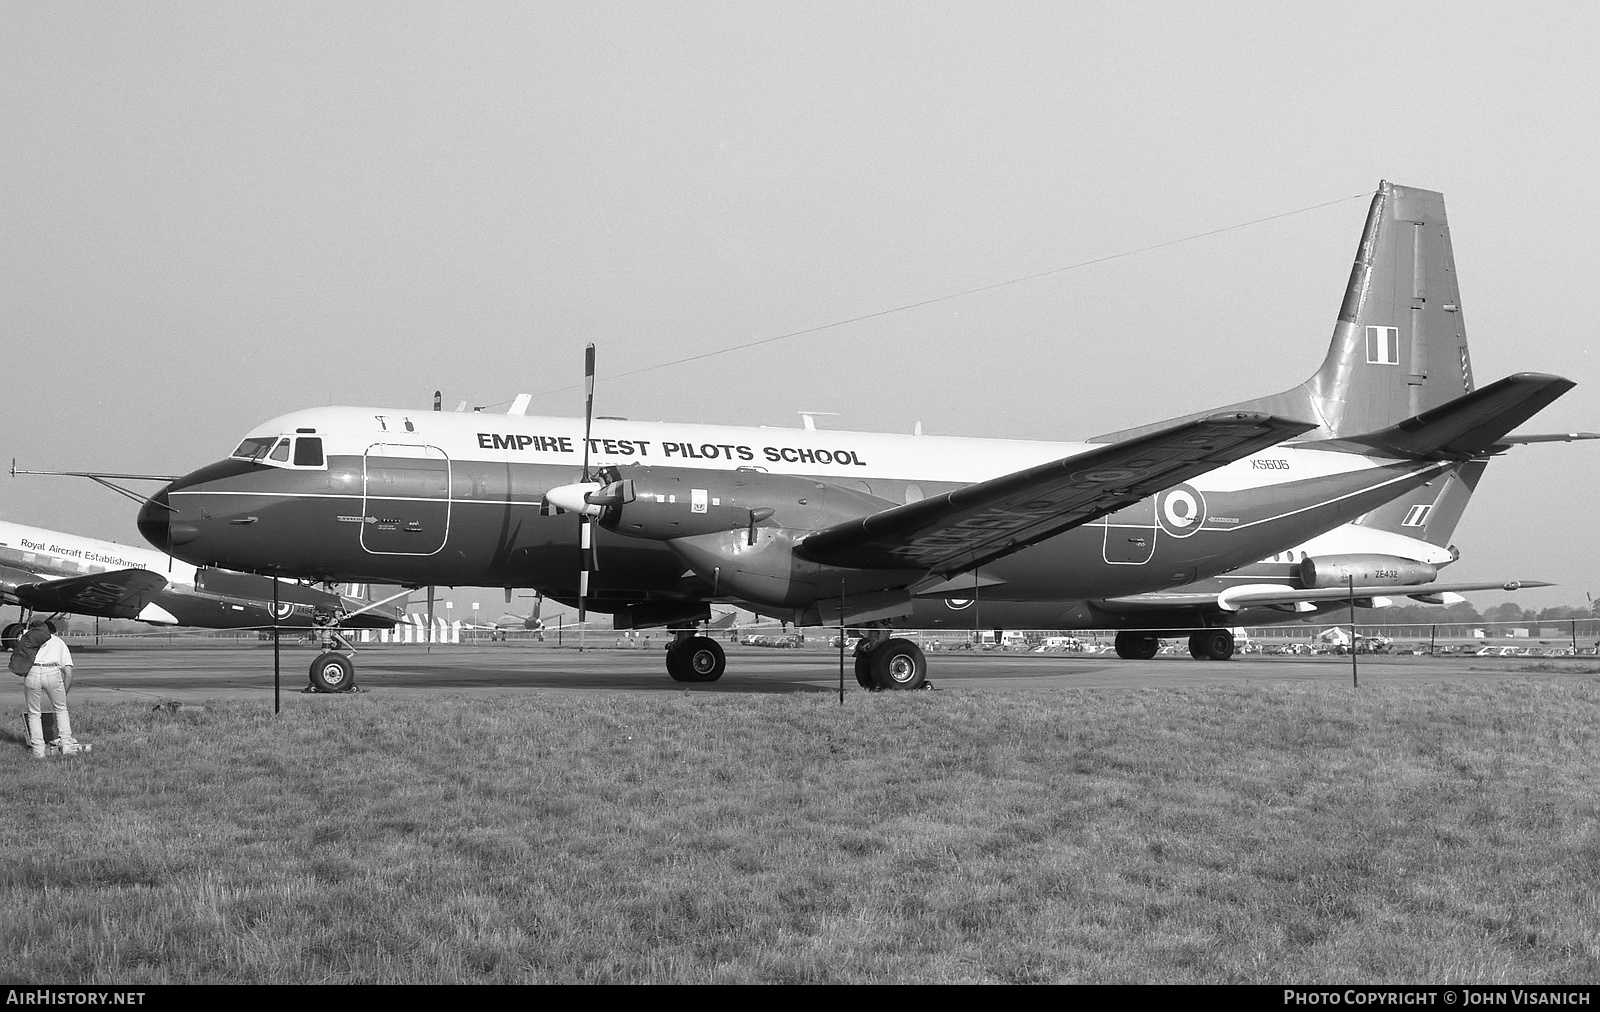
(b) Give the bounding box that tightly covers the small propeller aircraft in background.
[0,519,404,650]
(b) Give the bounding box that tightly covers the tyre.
[665,645,693,682]
[683,636,725,682]
[1,623,20,653]
[1189,630,1234,661]
[869,638,927,690]
[853,651,874,689]
[309,651,356,692]
[1115,632,1159,660]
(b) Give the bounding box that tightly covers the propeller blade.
[578,563,588,654]
[581,343,596,480]
[426,586,435,651]
[575,343,600,649]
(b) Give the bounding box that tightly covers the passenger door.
[1101,497,1157,564]
[361,443,451,556]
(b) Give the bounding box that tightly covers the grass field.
[4,678,1598,983]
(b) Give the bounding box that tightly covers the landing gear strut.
[1188,629,1235,661]
[666,632,725,682]
[305,613,358,692]
[4,612,59,652]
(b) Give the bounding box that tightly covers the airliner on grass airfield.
[134,182,1583,692]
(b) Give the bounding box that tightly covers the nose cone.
[138,487,201,552]
[136,487,174,551]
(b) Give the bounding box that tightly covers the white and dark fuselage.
[139,407,1450,626]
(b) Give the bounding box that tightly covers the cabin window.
[294,437,324,467]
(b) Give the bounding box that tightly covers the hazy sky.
[3,2,1596,614]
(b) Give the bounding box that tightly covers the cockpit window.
[232,436,278,461]
[293,437,324,467]
[231,434,327,469]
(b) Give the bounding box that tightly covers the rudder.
[1095,180,1476,441]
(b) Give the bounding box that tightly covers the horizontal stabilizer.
[1314,373,1574,460]
[1099,579,1550,613]
[1497,431,1600,445]
[1212,579,1551,612]
[796,412,1314,574]
[15,568,169,619]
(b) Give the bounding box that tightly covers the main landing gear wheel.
[309,651,357,692]
[1,623,21,652]
[1188,630,1235,661]
[868,638,928,691]
[1114,632,1160,660]
[853,652,874,689]
[666,636,725,683]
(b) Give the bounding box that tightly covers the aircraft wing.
[0,563,44,602]
[1098,579,1552,613]
[13,568,170,618]
[794,412,1313,575]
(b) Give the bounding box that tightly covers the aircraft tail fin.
[1318,372,1574,460]
[1096,180,1477,442]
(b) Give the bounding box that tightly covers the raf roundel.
[1156,484,1207,539]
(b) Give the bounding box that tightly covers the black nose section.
[136,489,170,551]
[137,488,199,550]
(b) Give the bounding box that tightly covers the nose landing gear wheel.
[309,651,356,692]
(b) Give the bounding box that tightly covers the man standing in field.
[20,619,85,758]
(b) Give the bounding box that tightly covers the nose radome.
[136,489,171,551]
[137,489,199,549]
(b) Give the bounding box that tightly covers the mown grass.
[3,679,1598,983]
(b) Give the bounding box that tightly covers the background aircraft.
[0,519,403,649]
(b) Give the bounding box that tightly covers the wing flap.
[14,568,170,618]
[795,412,1314,574]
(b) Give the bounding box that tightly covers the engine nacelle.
[1298,554,1438,588]
[598,464,896,541]
[583,465,919,614]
